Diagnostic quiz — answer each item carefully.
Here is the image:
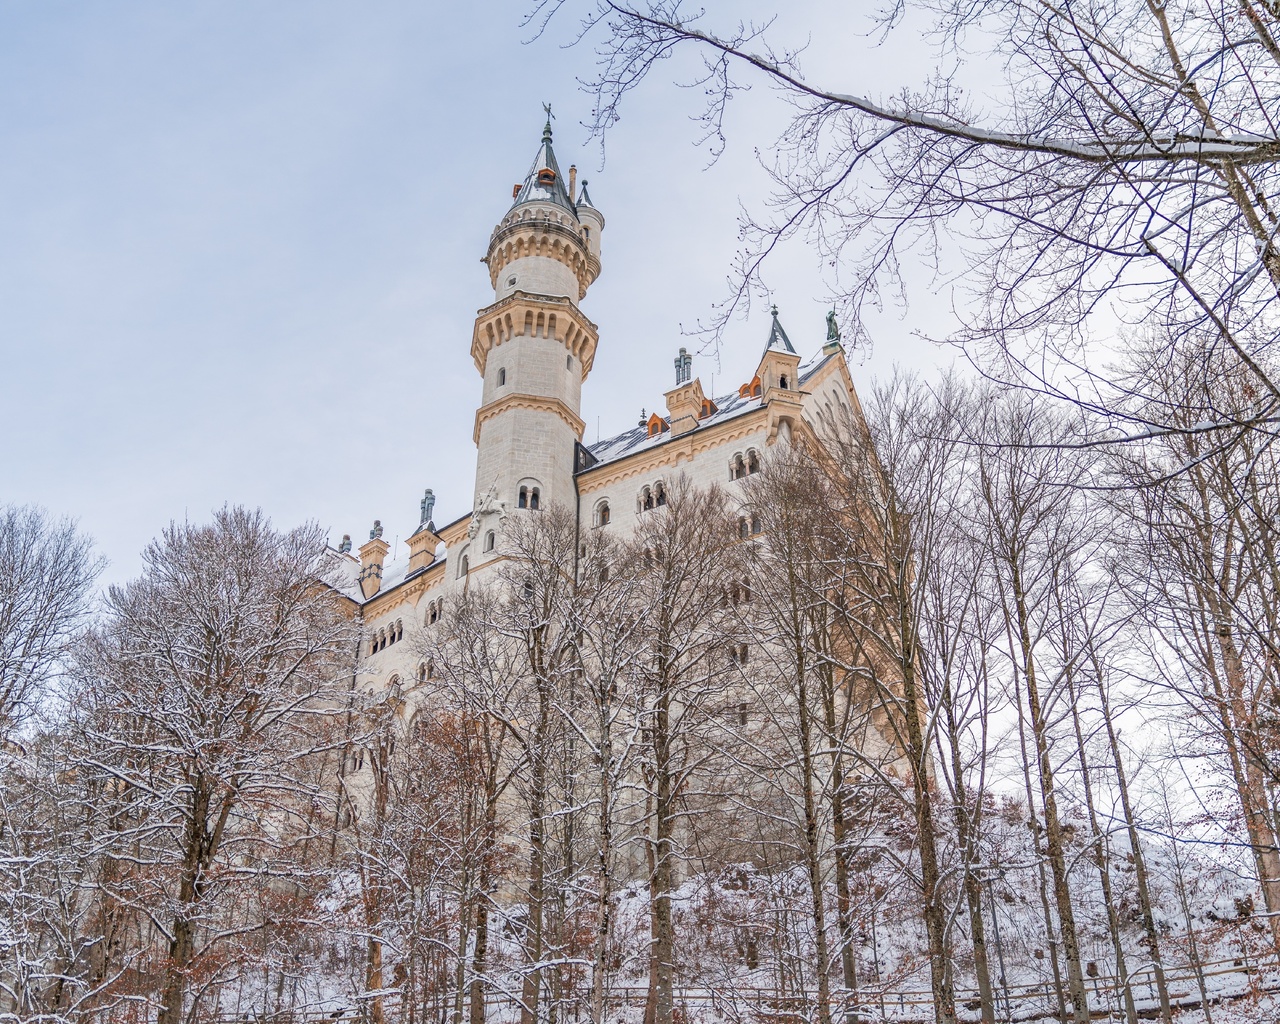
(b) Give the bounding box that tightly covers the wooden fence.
[213,952,1280,1024]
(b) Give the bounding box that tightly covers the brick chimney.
[358,520,389,600]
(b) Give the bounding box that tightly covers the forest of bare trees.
[4,352,1280,1024]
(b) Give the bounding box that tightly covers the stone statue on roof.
[826,309,841,343]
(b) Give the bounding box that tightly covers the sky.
[1,1,953,587]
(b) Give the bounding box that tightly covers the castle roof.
[511,118,577,216]
[584,349,835,471]
[764,306,797,354]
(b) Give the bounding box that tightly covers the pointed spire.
[510,108,577,215]
[764,304,796,354]
[577,180,597,209]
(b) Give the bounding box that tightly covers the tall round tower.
[468,118,605,547]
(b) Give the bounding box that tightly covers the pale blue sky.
[1,1,945,584]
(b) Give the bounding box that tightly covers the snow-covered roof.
[327,552,364,604]
[584,350,835,471]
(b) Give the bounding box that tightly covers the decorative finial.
[370,520,383,541]
[639,408,647,426]
[542,102,554,141]
[771,303,779,318]
[339,534,352,554]
[420,488,436,526]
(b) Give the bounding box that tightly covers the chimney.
[406,489,442,574]
[358,520,389,600]
[569,164,578,204]
[664,348,706,437]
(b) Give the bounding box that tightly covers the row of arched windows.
[737,515,763,540]
[637,481,667,513]
[518,485,541,510]
[369,620,404,656]
[426,598,444,625]
[730,450,762,480]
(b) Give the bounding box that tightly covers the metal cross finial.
[542,102,554,140]
[771,303,779,318]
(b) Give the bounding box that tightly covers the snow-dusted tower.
[469,117,605,533]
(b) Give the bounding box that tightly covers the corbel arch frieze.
[471,293,599,376]
[485,221,598,297]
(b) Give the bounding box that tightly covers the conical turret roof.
[511,116,577,216]
[764,305,797,354]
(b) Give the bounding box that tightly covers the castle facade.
[335,119,869,691]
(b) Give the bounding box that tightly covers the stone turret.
[469,113,606,522]
[754,307,804,444]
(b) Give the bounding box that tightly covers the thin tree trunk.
[822,663,861,1024]
[940,675,996,1024]
[1091,651,1173,1024]
[1011,655,1068,1024]
[1007,569,1089,1024]
[645,681,675,1024]
[1065,668,1137,1024]
[794,647,835,1024]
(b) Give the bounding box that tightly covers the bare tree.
[1111,344,1280,957]
[625,478,738,1024]
[74,507,355,1024]
[535,0,1280,446]
[0,504,102,738]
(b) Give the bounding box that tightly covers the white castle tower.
[468,116,604,550]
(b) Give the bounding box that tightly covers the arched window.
[388,675,401,700]
[484,531,495,552]
[417,662,428,684]
[596,501,611,527]
[522,578,534,601]
[747,450,761,474]
[779,374,789,389]
[654,482,666,506]
[498,367,507,386]
[738,518,750,541]
[641,486,653,511]
[566,354,573,370]
[458,554,470,578]
[731,455,747,480]
[751,515,762,536]
[529,488,540,511]
[396,620,404,642]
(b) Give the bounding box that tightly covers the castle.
[334,117,869,681]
